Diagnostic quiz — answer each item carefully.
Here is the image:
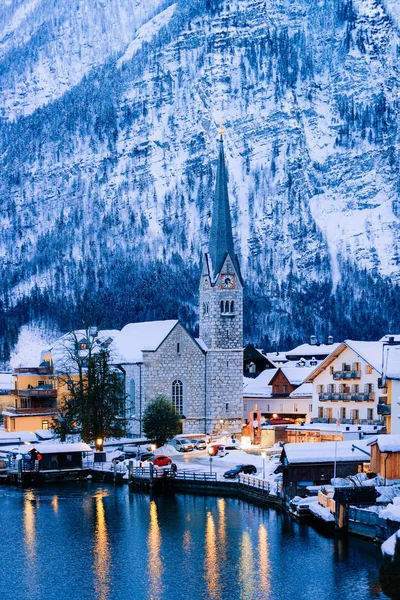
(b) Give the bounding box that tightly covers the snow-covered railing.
[239,475,282,496]
[174,471,217,482]
[89,461,126,473]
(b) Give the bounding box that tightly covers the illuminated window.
[42,420,49,430]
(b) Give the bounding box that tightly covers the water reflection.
[183,530,192,553]
[258,524,270,597]
[51,495,59,514]
[93,493,111,600]
[23,490,38,596]
[147,501,164,600]
[204,511,220,599]
[24,490,37,561]
[218,498,226,563]
[239,531,255,600]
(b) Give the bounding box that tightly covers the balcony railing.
[377,404,391,416]
[5,406,57,415]
[333,370,361,380]
[18,388,57,398]
[311,418,383,425]
[319,393,375,402]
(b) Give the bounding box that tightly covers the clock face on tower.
[220,274,236,289]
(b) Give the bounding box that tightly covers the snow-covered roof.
[265,352,288,364]
[0,431,37,443]
[379,334,400,342]
[243,369,277,397]
[195,338,208,352]
[369,435,400,453]
[386,346,400,379]
[289,382,313,398]
[382,529,400,557]
[35,429,55,440]
[345,340,385,373]
[283,439,374,464]
[286,342,340,357]
[280,365,315,385]
[112,320,179,363]
[19,442,92,454]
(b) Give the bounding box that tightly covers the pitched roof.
[243,369,277,397]
[208,136,241,280]
[386,346,400,379]
[112,320,179,363]
[289,382,313,398]
[280,365,315,385]
[368,435,400,453]
[286,342,340,358]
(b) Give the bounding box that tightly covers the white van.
[169,438,194,452]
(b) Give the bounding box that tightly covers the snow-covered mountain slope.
[0,0,400,362]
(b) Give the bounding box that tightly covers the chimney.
[327,336,333,345]
[310,335,317,346]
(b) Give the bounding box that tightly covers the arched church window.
[172,380,184,415]
[230,300,235,313]
[225,300,230,313]
[129,379,135,417]
[220,300,224,314]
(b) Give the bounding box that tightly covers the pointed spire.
[208,133,239,279]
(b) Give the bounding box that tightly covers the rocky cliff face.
[1,0,400,362]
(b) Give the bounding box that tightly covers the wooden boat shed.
[368,435,400,483]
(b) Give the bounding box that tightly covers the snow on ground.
[309,502,335,523]
[380,499,400,522]
[382,529,400,557]
[9,324,57,368]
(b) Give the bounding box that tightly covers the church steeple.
[208,135,241,281]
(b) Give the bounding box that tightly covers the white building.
[385,344,400,435]
[306,340,393,426]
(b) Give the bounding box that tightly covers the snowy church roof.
[112,320,179,363]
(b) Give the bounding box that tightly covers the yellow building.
[2,359,58,433]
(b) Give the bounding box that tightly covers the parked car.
[223,464,257,479]
[137,452,155,462]
[208,444,225,456]
[190,438,207,450]
[152,455,172,467]
[169,438,194,452]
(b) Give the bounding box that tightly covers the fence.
[175,471,217,482]
[239,474,282,497]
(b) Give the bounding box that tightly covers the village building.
[368,435,400,483]
[383,343,400,435]
[305,339,398,427]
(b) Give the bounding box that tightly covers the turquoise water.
[0,484,389,600]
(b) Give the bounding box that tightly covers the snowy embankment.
[308,502,335,523]
[382,530,400,557]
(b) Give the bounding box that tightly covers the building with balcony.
[2,363,58,433]
[383,343,400,435]
[306,340,396,427]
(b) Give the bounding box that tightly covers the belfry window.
[220,300,224,314]
[172,380,184,415]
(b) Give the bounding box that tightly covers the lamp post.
[95,437,104,452]
[262,451,266,480]
[209,447,213,475]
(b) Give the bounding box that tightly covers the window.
[351,384,359,393]
[230,301,235,313]
[273,385,279,394]
[80,342,87,350]
[329,366,334,375]
[225,403,229,412]
[365,365,373,375]
[342,363,351,372]
[42,420,49,430]
[364,383,374,393]
[129,379,135,417]
[367,408,373,421]
[203,302,209,315]
[172,380,184,415]
[324,408,332,419]
[309,404,313,412]
[350,409,359,420]
[327,384,335,393]
[38,380,44,386]
[340,407,346,420]
[225,300,230,313]
[177,343,180,354]
[267,404,270,412]
[220,300,224,314]
[352,362,360,371]
[283,385,288,394]
[293,404,298,412]
[317,384,324,393]
[318,407,324,418]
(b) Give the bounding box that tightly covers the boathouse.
[368,435,400,483]
[281,440,372,500]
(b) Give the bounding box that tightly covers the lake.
[0,483,390,600]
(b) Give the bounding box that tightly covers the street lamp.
[95,437,104,452]
[261,451,266,480]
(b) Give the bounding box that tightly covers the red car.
[208,444,225,456]
[152,455,172,467]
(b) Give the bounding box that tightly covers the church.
[114,132,244,436]
[4,133,244,437]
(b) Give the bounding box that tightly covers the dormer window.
[80,342,88,350]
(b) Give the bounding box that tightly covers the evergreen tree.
[142,395,181,448]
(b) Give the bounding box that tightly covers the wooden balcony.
[333,371,361,380]
[5,406,57,415]
[319,393,375,402]
[18,388,57,398]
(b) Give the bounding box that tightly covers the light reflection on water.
[93,493,111,600]
[204,511,220,599]
[0,485,388,600]
[147,500,164,600]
